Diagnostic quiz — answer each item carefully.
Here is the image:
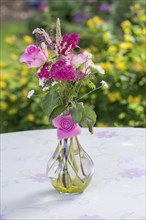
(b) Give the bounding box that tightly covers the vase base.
[51,178,91,194]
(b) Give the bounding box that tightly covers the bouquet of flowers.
[20,18,108,139]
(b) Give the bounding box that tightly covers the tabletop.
[0,128,145,220]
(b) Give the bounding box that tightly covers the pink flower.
[19,43,48,68]
[58,33,79,56]
[50,59,77,81]
[52,114,81,139]
[38,62,51,79]
[69,53,92,74]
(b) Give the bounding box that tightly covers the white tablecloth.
[1,128,145,220]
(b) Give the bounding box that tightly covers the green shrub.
[79,3,146,127]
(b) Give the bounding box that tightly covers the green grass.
[0,21,28,63]
[1,22,28,38]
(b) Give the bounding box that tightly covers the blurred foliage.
[0,1,146,133]
[80,3,146,127]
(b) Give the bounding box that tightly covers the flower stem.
[77,85,102,101]
[75,137,86,176]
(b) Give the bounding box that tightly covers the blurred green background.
[0,0,145,133]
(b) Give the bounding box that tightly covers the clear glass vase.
[47,136,94,194]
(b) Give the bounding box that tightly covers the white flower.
[83,51,92,59]
[42,86,49,91]
[39,78,45,87]
[100,80,109,88]
[52,81,57,86]
[90,63,105,74]
[27,90,35,99]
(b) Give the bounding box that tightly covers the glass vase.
[47,136,94,194]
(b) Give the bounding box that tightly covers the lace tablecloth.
[1,128,145,220]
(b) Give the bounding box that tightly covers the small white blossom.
[90,63,105,74]
[39,78,45,87]
[27,90,35,99]
[100,80,109,88]
[83,51,92,59]
[52,81,58,86]
[42,86,49,91]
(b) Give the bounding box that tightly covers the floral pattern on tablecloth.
[1,128,145,220]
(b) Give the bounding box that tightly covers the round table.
[1,128,145,220]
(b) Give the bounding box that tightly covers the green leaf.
[50,104,66,120]
[84,78,96,89]
[41,89,60,120]
[76,61,86,71]
[80,105,97,134]
[71,102,84,123]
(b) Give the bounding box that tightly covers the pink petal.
[52,115,64,127]
[41,42,48,58]
[19,53,29,62]
[58,124,81,139]
[29,59,44,68]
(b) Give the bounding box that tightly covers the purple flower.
[77,215,106,220]
[38,62,51,79]
[31,173,48,182]
[19,44,48,68]
[99,3,111,13]
[50,59,77,81]
[73,12,92,24]
[38,1,48,12]
[0,214,7,220]
[59,33,79,56]
[96,131,118,138]
[119,168,146,179]
[52,114,81,139]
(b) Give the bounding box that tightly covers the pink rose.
[52,114,81,139]
[68,53,92,74]
[19,43,48,68]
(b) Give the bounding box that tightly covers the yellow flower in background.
[4,35,17,45]
[100,61,113,72]
[115,57,126,71]
[121,20,131,29]
[0,81,6,89]
[124,34,134,42]
[108,45,117,53]
[10,53,18,61]
[121,20,131,34]
[27,114,35,122]
[0,102,8,110]
[0,60,6,68]
[10,94,17,102]
[133,62,145,72]
[23,35,33,44]
[0,73,9,80]
[119,42,133,49]
[141,28,146,36]
[8,108,18,115]
[107,92,121,102]
[21,90,27,100]
[139,13,146,22]
[20,78,27,86]
[21,70,28,76]
[128,95,141,104]
[103,32,111,41]
[97,122,107,127]
[116,62,126,71]
[87,16,104,28]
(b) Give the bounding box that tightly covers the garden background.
[0,0,145,133]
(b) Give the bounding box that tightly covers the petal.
[58,124,81,139]
[52,115,64,128]
[19,53,29,62]
[41,42,48,58]
[29,59,44,68]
